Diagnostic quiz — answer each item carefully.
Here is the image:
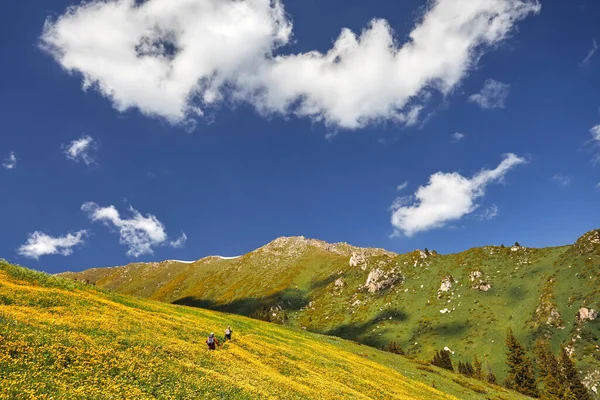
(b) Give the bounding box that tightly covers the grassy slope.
[0,261,530,400]
[60,231,600,392]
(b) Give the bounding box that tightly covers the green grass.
[59,231,600,395]
[0,261,533,399]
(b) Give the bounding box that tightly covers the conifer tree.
[534,340,563,399]
[540,374,563,400]
[559,347,590,400]
[384,341,405,355]
[505,328,538,397]
[473,355,484,380]
[562,388,577,400]
[459,361,474,377]
[441,349,453,371]
[431,349,453,372]
[486,364,498,385]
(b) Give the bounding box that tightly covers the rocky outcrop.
[364,268,403,293]
[349,253,368,271]
[334,278,346,288]
[469,270,491,291]
[578,307,598,322]
[439,276,454,293]
[573,229,600,254]
[470,270,483,281]
[473,282,491,291]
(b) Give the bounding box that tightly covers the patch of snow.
[217,255,241,260]
[168,259,196,264]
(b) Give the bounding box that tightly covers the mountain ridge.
[60,229,600,397]
[5,259,533,399]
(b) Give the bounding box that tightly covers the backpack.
[207,336,215,344]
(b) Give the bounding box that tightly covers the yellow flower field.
[0,261,528,399]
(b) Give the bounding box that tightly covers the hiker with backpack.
[224,326,232,341]
[206,332,219,350]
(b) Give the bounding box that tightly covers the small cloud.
[63,135,98,165]
[391,153,526,236]
[589,125,600,164]
[396,182,409,191]
[591,125,600,142]
[3,152,17,170]
[468,79,510,110]
[82,202,184,257]
[580,40,598,66]
[551,174,571,187]
[170,233,188,248]
[18,230,87,259]
[452,132,465,142]
[477,205,499,221]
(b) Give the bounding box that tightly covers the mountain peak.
[259,236,396,258]
[573,229,600,254]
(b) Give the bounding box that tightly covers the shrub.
[384,341,405,355]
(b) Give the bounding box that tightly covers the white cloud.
[82,202,184,257]
[468,79,510,109]
[63,135,97,165]
[170,233,188,248]
[591,125,600,142]
[396,182,408,191]
[551,174,571,187]
[3,152,17,170]
[581,40,598,66]
[590,125,600,164]
[477,204,499,221]
[18,230,87,259]
[40,0,540,130]
[391,153,526,236]
[452,132,465,142]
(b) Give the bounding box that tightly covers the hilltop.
[0,260,530,399]
[61,230,600,396]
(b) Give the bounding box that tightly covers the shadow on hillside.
[172,288,310,317]
[309,274,342,291]
[320,309,409,348]
[431,320,470,337]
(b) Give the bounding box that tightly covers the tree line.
[384,328,590,399]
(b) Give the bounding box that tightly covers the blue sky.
[1,0,599,273]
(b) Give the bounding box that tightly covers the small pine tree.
[534,339,563,399]
[459,361,474,377]
[562,388,578,400]
[540,373,563,400]
[464,361,474,377]
[473,355,484,380]
[559,347,590,400]
[505,328,538,397]
[486,364,498,385]
[500,244,505,248]
[431,350,453,372]
[441,350,454,372]
[514,242,521,247]
[384,341,405,355]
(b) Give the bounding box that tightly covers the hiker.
[224,326,232,341]
[206,332,219,350]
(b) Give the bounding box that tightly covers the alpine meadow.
[2,0,600,399]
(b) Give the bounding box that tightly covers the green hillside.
[0,261,530,399]
[61,230,600,397]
